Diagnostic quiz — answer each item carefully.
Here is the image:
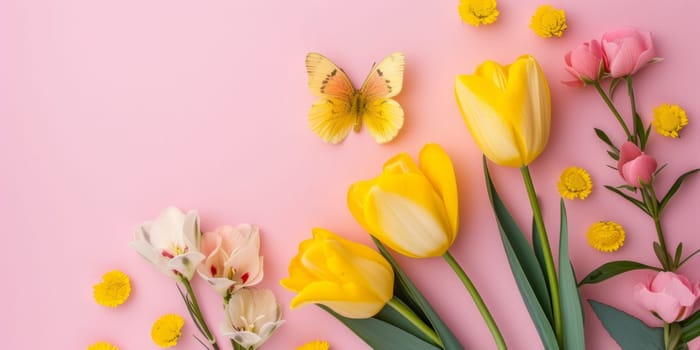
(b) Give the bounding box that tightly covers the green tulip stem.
[386,297,443,348]
[593,81,633,142]
[181,278,220,350]
[443,251,507,350]
[520,166,563,347]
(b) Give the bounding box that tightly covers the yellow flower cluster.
[653,103,688,138]
[297,340,330,350]
[587,221,625,252]
[557,167,593,200]
[87,341,118,350]
[151,314,185,348]
[458,0,499,27]
[530,5,567,38]
[93,270,131,307]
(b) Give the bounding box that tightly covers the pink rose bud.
[617,141,657,187]
[563,39,604,86]
[601,27,657,78]
[634,271,700,323]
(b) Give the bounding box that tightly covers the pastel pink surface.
[3,1,700,349]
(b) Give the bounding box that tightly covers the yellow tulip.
[347,143,458,258]
[455,55,551,167]
[280,228,394,319]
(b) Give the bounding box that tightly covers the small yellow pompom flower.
[151,314,185,348]
[93,270,131,307]
[587,221,625,252]
[557,166,593,200]
[653,103,688,138]
[87,341,118,350]
[458,0,499,27]
[297,340,330,350]
[530,5,567,38]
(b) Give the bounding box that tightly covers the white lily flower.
[221,288,284,349]
[130,206,205,281]
[198,224,264,299]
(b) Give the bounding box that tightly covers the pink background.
[3,0,700,349]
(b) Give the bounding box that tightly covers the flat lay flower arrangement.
[75,2,700,350]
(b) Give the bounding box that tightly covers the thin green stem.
[443,251,507,350]
[593,81,633,142]
[647,186,674,271]
[386,297,443,348]
[626,76,646,149]
[664,323,670,349]
[520,166,563,347]
[182,278,221,350]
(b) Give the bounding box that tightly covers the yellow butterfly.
[305,52,405,144]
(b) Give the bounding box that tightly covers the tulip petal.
[455,74,522,167]
[347,180,376,233]
[364,174,452,257]
[281,254,321,292]
[290,280,386,319]
[508,55,551,165]
[418,143,459,240]
[383,153,421,174]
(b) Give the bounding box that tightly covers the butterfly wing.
[359,52,406,143]
[308,97,357,144]
[305,52,358,143]
[362,98,404,144]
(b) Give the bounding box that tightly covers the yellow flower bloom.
[151,314,185,348]
[587,221,625,252]
[281,228,394,319]
[653,103,688,138]
[455,55,551,167]
[88,341,118,350]
[297,340,330,350]
[348,143,458,258]
[458,0,499,27]
[557,167,593,200]
[530,5,567,38]
[93,270,131,307]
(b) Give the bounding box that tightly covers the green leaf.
[659,168,700,212]
[609,77,622,98]
[616,184,638,193]
[578,261,661,286]
[678,248,700,268]
[372,238,464,350]
[654,163,668,177]
[319,305,443,350]
[589,300,664,350]
[558,200,586,350]
[484,159,558,350]
[595,128,618,151]
[373,299,438,345]
[532,218,554,325]
[674,243,684,268]
[634,112,647,150]
[604,185,650,216]
[681,308,700,343]
[653,242,669,270]
[607,150,620,161]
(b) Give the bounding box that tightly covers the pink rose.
[601,28,657,78]
[198,224,264,298]
[634,271,700,323]
[618,142,657,187]
[563,39,604,86]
